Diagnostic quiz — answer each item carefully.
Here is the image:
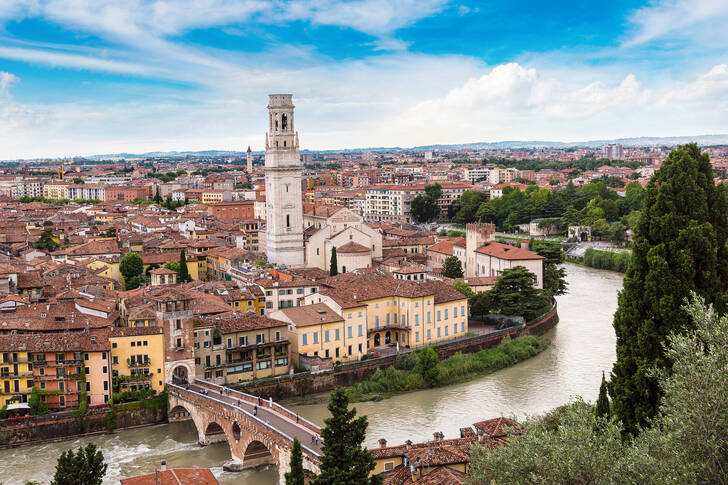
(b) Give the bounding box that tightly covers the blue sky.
[0,0,727,159]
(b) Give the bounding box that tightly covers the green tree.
[488,266,551,321]
[72,177,84,184]
[314,389,379,485]
[120,252,144,290]
[329,247,338,276]
[28,387,48,416]
[410,184,442,223]
[33,227,59,252]
[469,291,491,320]
[465,295,728,485]
[610,143,728,436]
[441,255,464,278]
[453,281,474,298]
[451,190,487,223]
[178,249,191,282]
[595,372,610,421]
[51,443,107,485]
[285,437,305,485]
[414,346,441,387]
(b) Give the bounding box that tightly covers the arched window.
[283,140,286,147]
[281,113,288,130]
[286,214,290,227]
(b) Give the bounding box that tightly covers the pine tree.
[610,143,728,436]
[313,389,379,485]
[33,227,59,252]
[51,443,107,485]
[329,247,338,276]
[595,371,610,420]
[178,249,191,282]
[441,255,464,278]
[285,437,305,485]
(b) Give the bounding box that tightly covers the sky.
[0,0,727,160]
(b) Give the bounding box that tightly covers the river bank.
[285,335,549,405]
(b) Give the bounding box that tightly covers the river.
[0,263,623,485]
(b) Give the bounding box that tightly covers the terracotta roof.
[150,267,177,275]
[474,242,544,260]
[0,329,110,352]
[336,241,371,254]
[201,312,286,333]
[120,468,219,485]
[472,417,524,437]
[110,326,164,337]
[416,466,465,485]
[383,237,435,248]
[275,303,343,327]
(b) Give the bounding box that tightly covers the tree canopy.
[51,443,107,485]
[610,143,728,436]
[441,255,464,278]
[410,183,442,223]
[314,389,379,485]
[120,252,144,290]
[33,227,58,252]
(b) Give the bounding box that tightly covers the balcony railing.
[127,358,150,368]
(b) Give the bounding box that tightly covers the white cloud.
[660,64,728,104]
[0,46,158,75]
[625,0,728,46]
[0,71,18,97]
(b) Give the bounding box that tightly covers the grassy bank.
[579,248,631,273]
[345,335,549,403]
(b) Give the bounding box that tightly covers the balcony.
[0,372,33,379]
[127,358,150,368]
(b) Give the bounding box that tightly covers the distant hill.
[65,134,728,161]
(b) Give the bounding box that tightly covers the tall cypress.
[285,437,305,485]
[313,389,379,485]
[595,372,610,421]
[329,247,338,276]
[178,249,191,282]
[610,143,728,436]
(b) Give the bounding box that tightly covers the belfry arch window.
[281,113,288,131]
[274,113,278,130]
[286,214,290,228]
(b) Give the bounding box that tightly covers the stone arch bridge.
[168,380,321,483]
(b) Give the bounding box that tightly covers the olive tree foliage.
[466,294,728,485]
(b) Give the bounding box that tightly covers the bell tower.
[264,94,304,266]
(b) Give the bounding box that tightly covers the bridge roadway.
[184,379,323,456]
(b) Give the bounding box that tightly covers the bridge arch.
[241,439,277,470]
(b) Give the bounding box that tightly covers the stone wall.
[0,404,167,447]
[238,303,559,400]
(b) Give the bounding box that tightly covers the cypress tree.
[285,437,305,485]
[313,389,379,485]
[178,249,191,282]
[610,143,728,436]
[595,372,610,420]
[329,247,338,276]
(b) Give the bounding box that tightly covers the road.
[182,381,323,456]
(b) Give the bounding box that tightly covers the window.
[112,342,117,349]
[386,314,390,325]
[313,332,319,344]
[175,320,182,330]
[347,326,353,339]
[302,334,308,346]
[256,360,271,370]
[427,329,431,340]
[176,338,182,348]
[348,313,352,319]
[375,316,379,328]
[358,324,363,337]
[324,330,330,342]
[286,214,290,227]
[256,333,265,344]
[427,312,431,323]
[437,328,441,338]
[102,366,108,373]
[444,309,449,320]
[462,322,465,332]
[415,314,419,326]
[437,311,441,321]
[454,324,458,334]
[297,288,304,294]
[358,311,363,317]
[461,305,465,316]
[335,329,340,341]
[445,326,448,336]
[113,356,118,365]
[103,381,108,391]
[453,307,458,318]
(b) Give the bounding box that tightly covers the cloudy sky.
[0,0,727,159]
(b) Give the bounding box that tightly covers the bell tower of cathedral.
[264,94,304,266]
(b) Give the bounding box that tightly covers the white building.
[602,144,624,160]
[262,94,305,266]
[365,185,424,223]
[11,180,43,199]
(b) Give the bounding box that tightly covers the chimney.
[378,438,387,449]
[405,439,412,450]
[433,431,443,442]
[520,241,529,250]
[160,459,167,471]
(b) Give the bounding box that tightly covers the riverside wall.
[0,401,167,447]
[236,303,559,400]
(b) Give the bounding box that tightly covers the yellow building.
[201,190,226,204]
[271,302,368,363]
[109,327,166,394]
[302,273,468,352]
[85,258,122,286]
[0,344,32,407]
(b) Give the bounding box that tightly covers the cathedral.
[259,94,382,271]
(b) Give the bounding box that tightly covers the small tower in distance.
[264,94,304,267]
[246,146,252,173]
